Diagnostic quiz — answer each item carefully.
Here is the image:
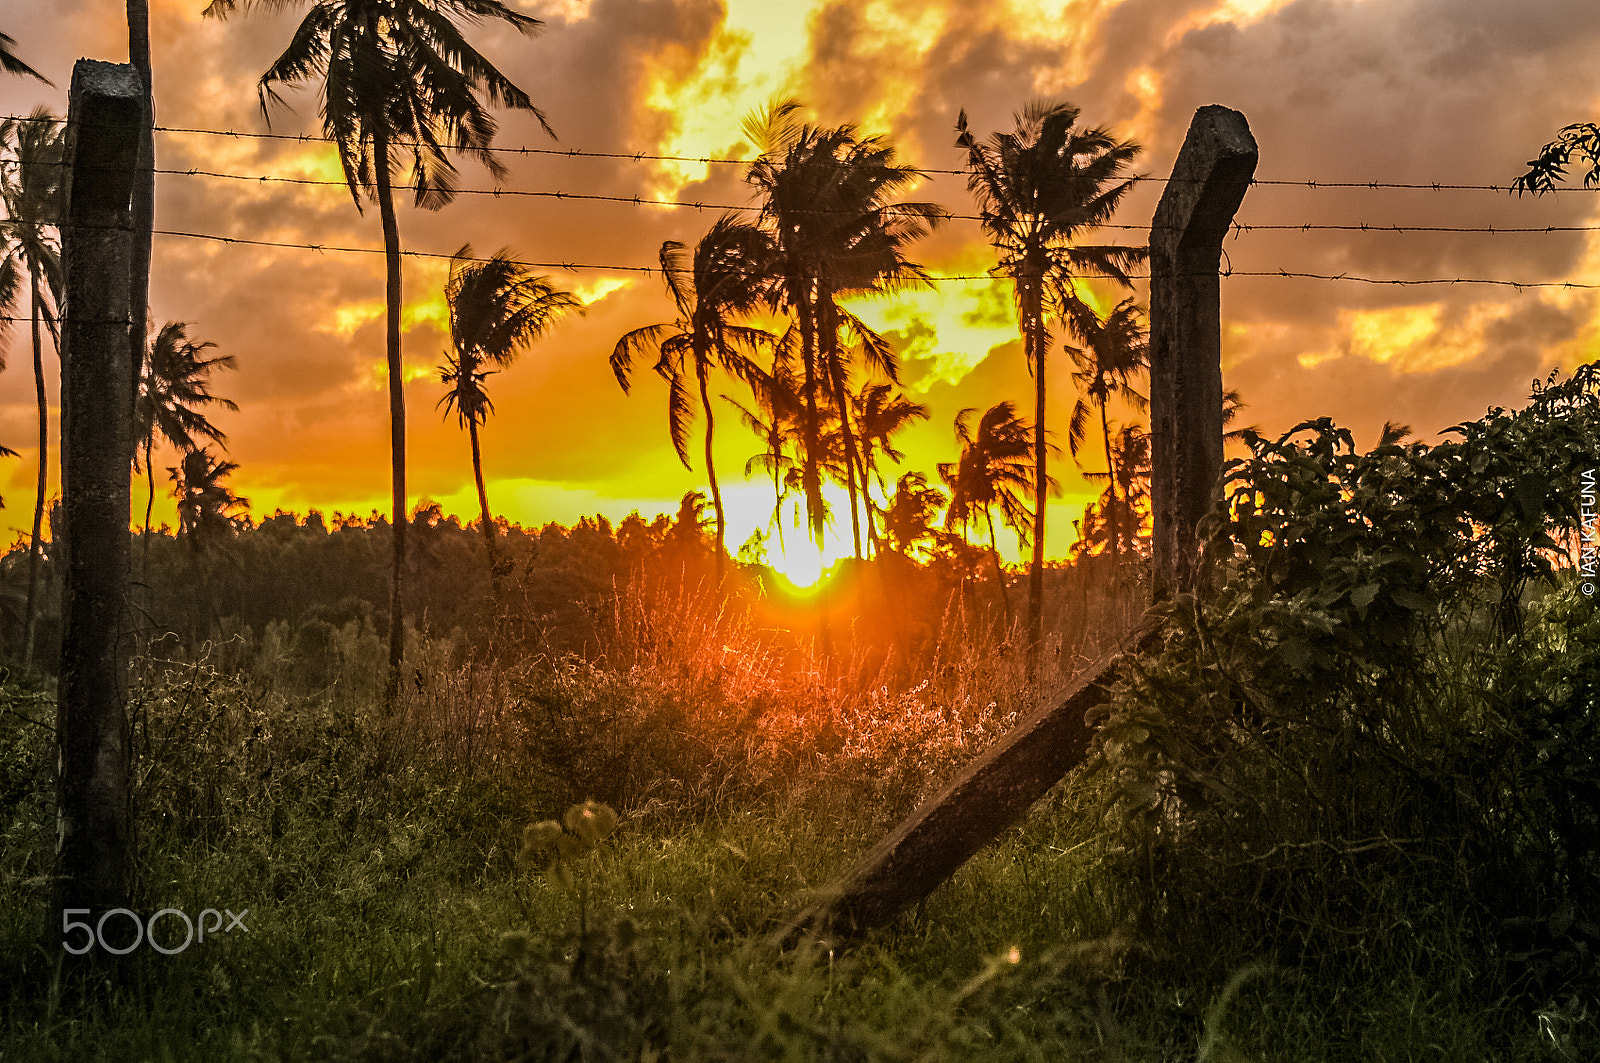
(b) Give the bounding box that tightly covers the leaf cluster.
[1086,365,1600,962]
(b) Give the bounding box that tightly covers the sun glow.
[720,481,856,586]
[771,538,827,588]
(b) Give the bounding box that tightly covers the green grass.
[3,770,1588,1060]
[1,595,1595,1061]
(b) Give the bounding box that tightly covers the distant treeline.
[0,498,1141,682]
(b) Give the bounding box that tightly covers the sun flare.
[770,538,827,588]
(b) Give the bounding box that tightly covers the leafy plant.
[518,799,620,935]
[1085,366,1600,985]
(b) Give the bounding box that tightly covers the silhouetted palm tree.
[881,471,946,562]
[661,489,714,572]
[0,108,63,669]
[727,349,802,556]
[1066,297,1148,565]
[1376,420,1412,447]
[745,99,944,554]
[205,0,551,696]
[440,246,578,593]
[1079,423,1151,559]
[1222,388,1259,446]
[957,100,1143,649]
[136,321,238,556]
[939,402,1044,621]
[852,381,929,553]
[0,32,49,83]
[613,217,773,577]
[170,448,249,553]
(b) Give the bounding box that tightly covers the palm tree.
[0,108,63,670]
[852,381,929,553]
[727,351,801,556]
[939,402,1044,622]
[1066,297,1148,566]
[169,448,249,552]
[1222,388,1259,445]
[1376,420,1411,447]
[1079,423,1151,559]
[745,99,945,555]
[136,321,238,557]
[957,100,1143,650]
[204,0,551,697]
[612,217,773,578]
[662,489,714,568]
[0,32,49,83]
[440,246,578,593]
[881,471,946,562]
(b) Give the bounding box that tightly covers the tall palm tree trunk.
[769,464,786,556]
[985,507,1011,626]
[819,302,864,559]
[22,279,46,671]
[374,128,408,704]
[798,295,824,546]
[795,293,831,653]
[830,375,866,560]
[859,438,882,557]
[142,437,155,562]
[1024,276,1047,658]
[695,359,726,579]
[466,413,502,596]
[1100,402,1122,566]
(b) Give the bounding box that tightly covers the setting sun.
[768,537,828,589]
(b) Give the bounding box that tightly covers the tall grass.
[0,574,1591,1061]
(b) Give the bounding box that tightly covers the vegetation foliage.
[0,370,1594,1059]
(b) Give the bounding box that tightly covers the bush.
[1085,367,1600,998]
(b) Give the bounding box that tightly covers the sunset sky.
[1,0,1597,579]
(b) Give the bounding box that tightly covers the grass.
[0,582,1594,1061]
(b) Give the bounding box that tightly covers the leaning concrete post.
[775,614,1160,944]
[1149,106,1257,599]
[52,60,143,928]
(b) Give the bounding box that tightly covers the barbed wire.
[134,121,1600,192]
[118,166,1600,235]
[28,162,1590,235]
[148,165,988,222]
[1,112,1582,194]
[1229,221,1600,235]
[8,112,1598,288]
[144,228,1002,277]
[13,225,1598,291]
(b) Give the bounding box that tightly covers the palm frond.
[0,31,50,84]
[664,366,695,469]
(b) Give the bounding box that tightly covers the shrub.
[1084,367,1600,994]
